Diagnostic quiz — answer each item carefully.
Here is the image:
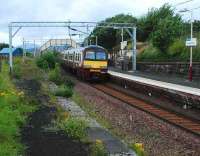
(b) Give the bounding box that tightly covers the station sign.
[186,38,197,47]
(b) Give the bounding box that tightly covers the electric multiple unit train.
[61,45,108,80]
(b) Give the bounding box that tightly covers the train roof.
[67,45,106,51]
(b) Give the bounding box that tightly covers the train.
[61,45,108,80]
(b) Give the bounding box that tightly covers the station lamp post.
[179,6,200,81]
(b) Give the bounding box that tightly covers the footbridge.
[40,39,79,52]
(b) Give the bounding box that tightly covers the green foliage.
[131,143,146,156]
[0,43,9,50]
[54,85,73,98]
[59,117,88,140]
[0,62,36,156]
[12,59,22,79]
[90,14,137,50]
[150,15,183,52]
[13,57,43,80]
[90,140,108,156]
[137,4,183,51]
[168,39,187,59]
[49,64,63,85]
[36,51,59,69]
[137,44,167,62]
[63,77,75,88]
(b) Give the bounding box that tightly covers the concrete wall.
[137,62,200,78]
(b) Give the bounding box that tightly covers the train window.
[96,52,106,60]
[79,54,81,61]
[85,51,95,60]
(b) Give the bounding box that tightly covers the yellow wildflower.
[96,139,103,144]
[134,143,144,151]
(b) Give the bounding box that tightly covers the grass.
[0,61,36,156]
[13,57,44,80]
[90,140,108,156]
[54,85,73,98]
[58,116,88,140]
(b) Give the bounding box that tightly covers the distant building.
[0,48,23,56]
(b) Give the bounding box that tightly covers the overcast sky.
[0,0,200,46]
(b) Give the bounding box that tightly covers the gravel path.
[74,81,200,156]
[57,97,136,155]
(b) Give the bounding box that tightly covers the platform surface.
[108,70,200,97]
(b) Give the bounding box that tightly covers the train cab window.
[96,52,106,60]
[85,51,95,60]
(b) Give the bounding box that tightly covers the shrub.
[36,51,58,69]
[54,85,73,98]
[63,77,75,88]
[59,117,88,140]
[137,44,167,62]
[168,39,187,60]
[49,64,63,85]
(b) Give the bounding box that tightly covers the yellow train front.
[62,45,108,80]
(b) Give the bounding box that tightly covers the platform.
[108,70,200,97]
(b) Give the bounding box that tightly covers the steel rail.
[91,83,200,137]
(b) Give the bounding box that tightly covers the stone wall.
[137,62,200,78]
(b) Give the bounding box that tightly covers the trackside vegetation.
[36,51,108,155]
[0,61,36,156]
[90,4,200,62]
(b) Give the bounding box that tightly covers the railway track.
[92,83,200,136]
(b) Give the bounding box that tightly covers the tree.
[89,14,137,50]
[0,43,9,51]
[151,15,183,52]
[137,4,183,49]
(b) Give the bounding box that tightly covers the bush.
[59,117,88,140]
[63,77,75,88]
[36,51,58,69]
[137,44,167,62]
[167,39,188,60]
[49,64,63,85]
[54,85,73,98]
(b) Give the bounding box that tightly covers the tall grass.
[0,61,35,156]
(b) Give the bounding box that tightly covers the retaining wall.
[137,62,200,78]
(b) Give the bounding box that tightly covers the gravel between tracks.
[74,81,200,156]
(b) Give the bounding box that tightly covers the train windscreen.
[96,52,106,60]
[85,50,107,60]
[85,51,95,60]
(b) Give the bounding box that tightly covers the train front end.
[82,46,108,79]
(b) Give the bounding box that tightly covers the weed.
[48,64,63,85]
[54,85,73,98]
[131,143,146,156]
[90,139,108,156]
[0,61,36,155]
[58,117,88,140]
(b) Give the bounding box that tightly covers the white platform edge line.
[108,71,200,97]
